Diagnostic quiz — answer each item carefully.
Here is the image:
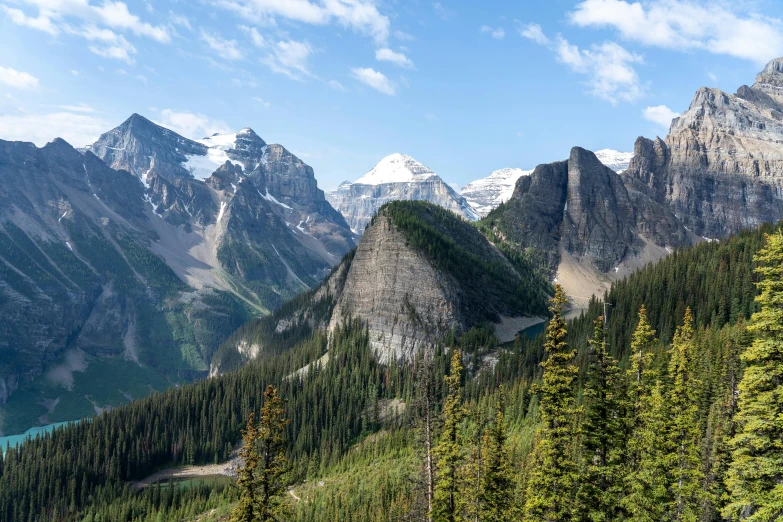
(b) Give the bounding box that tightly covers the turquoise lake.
[1,421,76,454]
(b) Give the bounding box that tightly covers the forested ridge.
[0,221,781,521]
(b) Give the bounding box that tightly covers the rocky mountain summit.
[625,57,783,239]
[0,114,355,434]
[211,200,550,371]
[461,150,632,218]
[326,153,479,234]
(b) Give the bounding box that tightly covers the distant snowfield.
[182,132,247,180]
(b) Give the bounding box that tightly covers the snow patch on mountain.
[182,132,248,180]
[354,153,438,185]
[593,149,633,173]
[461,168,532,218]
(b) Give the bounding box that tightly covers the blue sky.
[1,0,782,190]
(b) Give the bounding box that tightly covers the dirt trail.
[133,458,238,488]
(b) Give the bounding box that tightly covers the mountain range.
[4,57,783,435]
[0,114,354,434]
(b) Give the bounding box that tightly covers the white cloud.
[350,67,395,95]
[239,25,265,47]
[433,2,454,20]
[70,69,79,75]
[394,30,415,41]
[328,79,345,91]
[480,25,505,39]
[93,1,170,43]
[375,48,414,68]
[0,110,110,147]
[213,0,390,44]
[56,103,95,112]
[707,71,718,83]
[0,66,39,89]
[517,22,549,44]
[156,109,231,139]
[554,36,644,104]
[261,39,314,80]
[3,0,171,60]
[78,25,137,63]
[1,6,59,35]
[169,12,191,30]
[643,105,680,128]
[200,30,243,60]
[252,97,271,108]
[569,0,783,65]
[520,23,643,104]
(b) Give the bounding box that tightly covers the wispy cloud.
[0,66,39,89]
[156,109,231,139]
[200,30,243,60]
[0,110,110,147]
[350,67,395,95]
[480,25,505,39]
[239,25,265,47]
[375,48,414,68]
[519,23,643,104]
[261,39,314,80]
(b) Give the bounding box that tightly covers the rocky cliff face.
[624,57,783,239]
[326,154,479,234]
[212,201,550,369]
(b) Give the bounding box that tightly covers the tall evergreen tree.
[666,308,705,521]
[575,317,624,521]
[726,232,783,520]
[480,388,515,522]
[525,284,579,522]
[433,349,466,522]
[256,385,291,521]
[231,413,260,522]
[623,380,670,522]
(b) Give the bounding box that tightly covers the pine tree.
[433,349,466,522]
[725,232,783,520]
[256,385,292,521]
[231,412,260,522]
[575,317,624,521]
[525,284,579,521]
[480,388,515,522]
[666,308,705,521]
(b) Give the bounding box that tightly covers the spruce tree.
[622,381,670,521]
[480,388,515,522]
[575,317,624,521]
[524,284,579,521]
[666,308,705,521]
[231,412,260,522]
[433,349,466,522]
[256,385,291,521]
[725,232,783,520]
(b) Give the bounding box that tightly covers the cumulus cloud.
[569,0,783,64]
[77,25,137,63]
[480,25,505,39]
[156,109,231,139]
[261,39,314,80]
[212,0,390,44]
[643,104,680,128]
[0,66,39,89]
[1,6,59,35]
[375,48,414,68]
[200,30,243,60]
[0,110,110,147]
[350,67,395,95]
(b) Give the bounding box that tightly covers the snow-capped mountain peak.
[184,128,267,180]
[461,167,532,218]
[593,149,634,173]
[354,153,438,185]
